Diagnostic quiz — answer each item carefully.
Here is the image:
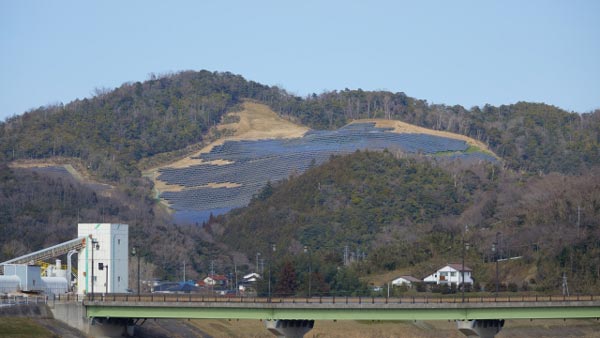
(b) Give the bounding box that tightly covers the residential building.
[423,264,473,285]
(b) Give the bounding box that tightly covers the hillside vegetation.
[1,71,598,179]
[208,151,600,294]
[0,70,598,293]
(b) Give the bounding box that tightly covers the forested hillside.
[208,151,600,294]
[1,70,598,180]
[0,70,598,292]
[272,93,600,174]
[0,71,282,181]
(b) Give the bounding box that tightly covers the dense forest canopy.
[0,69,598,294]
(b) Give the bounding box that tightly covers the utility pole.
[492,232,501,296]
[269,243,276,300]
[304,246,312,298]
[562,272,569,296]
[105,264,109,294]
[344,245,349,266]
[256,252,261,273]
[461,225,469,303]
[577,205,581,238]
[234,262,238,296]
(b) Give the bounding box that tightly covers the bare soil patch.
[358,119,492,153]
[148,101,309,195]
[9,157,114,193]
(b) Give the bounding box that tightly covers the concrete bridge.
[65,294,600,337]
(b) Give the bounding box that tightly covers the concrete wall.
[49,301,90,333]
[0,303,53,318]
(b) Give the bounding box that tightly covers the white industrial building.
[77,223,129,295]
[0,223,129,296]
[0,262,68,295]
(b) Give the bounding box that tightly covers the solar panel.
[158,123,494,222]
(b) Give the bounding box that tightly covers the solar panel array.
[158,123,490,222]
[29,166,71,177]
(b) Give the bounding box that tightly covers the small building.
[242,272,261,283]
[3,264,44,292]
[203,275,228,288]
[423,264,473,286]
[1,263,67,295]
[391,275,421,287]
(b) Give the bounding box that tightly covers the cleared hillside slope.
[147,102,497,223]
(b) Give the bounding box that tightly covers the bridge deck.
[81,295,600,321]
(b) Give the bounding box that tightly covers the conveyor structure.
[0,236,87,274]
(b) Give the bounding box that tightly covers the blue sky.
[1,1,599,121]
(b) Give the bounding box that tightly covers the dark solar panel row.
[29,166,71,176]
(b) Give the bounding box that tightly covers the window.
[118,276,121,282]
[450,272,456,277]
[118,239,121,245]
[440,272,448,276]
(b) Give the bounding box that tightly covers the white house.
[391,275,421,287]
[423,263,473,286]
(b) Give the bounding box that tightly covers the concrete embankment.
[50,301,90,333]
[0,303,53,318]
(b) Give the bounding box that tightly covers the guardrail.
[0,295,49,305]
[81,293,598,304]
[2,293,597,306]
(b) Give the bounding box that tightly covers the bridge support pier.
[265,319,315,338]
[89,317,135,337]
[456,319,504,338]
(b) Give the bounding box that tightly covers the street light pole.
[131,247,140,296]
[90,238,99,301]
